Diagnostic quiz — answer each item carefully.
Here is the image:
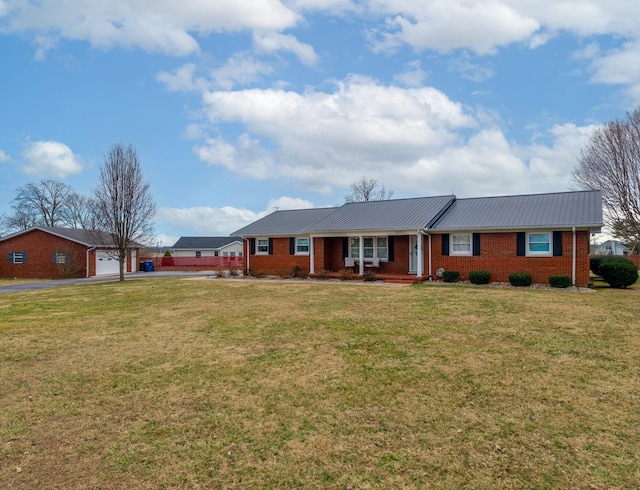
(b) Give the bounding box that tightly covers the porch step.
[383,277,419,285]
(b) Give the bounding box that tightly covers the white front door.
[409,236,418,273]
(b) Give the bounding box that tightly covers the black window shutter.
[23,252,27,263]
[52,252,57,263]
[472,233,481,256]
[250,238,255,255]
[268,238,274,255]
[8,252,13,263]
[289,237,295,255]
[516,232,525,256]
[442,234,450,256]
[553,231,563,256]
[388,236,395,262]
[342,238,348,259]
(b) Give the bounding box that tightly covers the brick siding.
[242,230,593,287]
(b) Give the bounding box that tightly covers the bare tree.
[92,144,156,281]
[345,177,394,203]
[66,193,98,229]
[572,107,640,251]
[3,180,75,231]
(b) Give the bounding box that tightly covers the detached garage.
[0,226,139,279]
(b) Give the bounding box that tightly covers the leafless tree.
[52,246,86,278]
[345,176,394,203]
[3,180,74,231]
[92,144,156,281]
[66,193,98,229]
[572,107,640,251]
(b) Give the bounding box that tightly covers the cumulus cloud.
[211,53,276,90]
[185,76,597,199]
[4,0,299,56]
[21,140,83,178]
[157,196,314,239]
[0,149,9,162]
[253,31,319,66]
[157,63,208,92]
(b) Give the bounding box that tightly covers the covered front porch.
[306,233,432,279]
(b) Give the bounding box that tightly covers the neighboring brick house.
[0,227,139,279]
[171,236,243,257]
[232,190,603,287]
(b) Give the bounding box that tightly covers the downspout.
[86,247,96,278]
[572,227,576,286]
[309,235,315,275]
[245,238,250,273]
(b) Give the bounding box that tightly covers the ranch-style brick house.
[232,190,603,287]
[0,226,139,279]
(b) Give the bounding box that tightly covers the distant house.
[171,236,243,257]
[594,239,630,256]
[0,226,139,279]
[232,190,603,287]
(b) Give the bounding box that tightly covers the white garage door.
[95,251,120,276]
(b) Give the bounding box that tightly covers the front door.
[409,235,418,273]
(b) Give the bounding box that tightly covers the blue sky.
[1,0,639,245]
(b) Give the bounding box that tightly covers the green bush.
[549,275,571,288]
[469,270,490,285]
[363,270,377,282]
[442,270,460,283]
[509,272,532,287]
[598,256,639,288]
[590,256,606,276]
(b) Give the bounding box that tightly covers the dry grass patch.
[0,278,638,489]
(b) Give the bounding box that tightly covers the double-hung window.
[349,237,388,260]
[256,238,269,255]
[451,234,472,256]
[9,252,26,264]
[195,251,202,258]
[296,237,309,255]
[527,232,551,256]
[55,252,68,264]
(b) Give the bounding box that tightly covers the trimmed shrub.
[469,270,490,285]
[598,256,639,288]
[509,272,532,287]
[363,270,377,282]
[549,275,571,288]
[442,270,460,283]
[590,256,606,276]
[339,268,353,281]
[291,265,308,278]
[314,268,330,280]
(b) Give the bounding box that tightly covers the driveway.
[0,271,214,294]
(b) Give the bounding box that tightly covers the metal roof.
[306,195,456,232]
[0,226,114,246]
[172,236,242,249]
[431,190,602,230]
[232,207,338,236]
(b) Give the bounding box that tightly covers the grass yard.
[0,278,638,489]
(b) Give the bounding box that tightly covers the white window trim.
[11,252,25,264]
[295,237,310,255]
[256,238,269,255]
[349,236,389,261]
[526,231,552,257]
[450,233,472,256]
[55,252,68,264]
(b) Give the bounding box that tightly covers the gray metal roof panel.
[172,236,241,249]
[232,207,339,236]
[431,190,602,230]
[305,195,456,232]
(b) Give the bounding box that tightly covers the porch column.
[428,234,433,280]
[417,232,424,277]
[309,235,315,275]
[359,235,365,275]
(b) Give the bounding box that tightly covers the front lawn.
[0,278,638,488]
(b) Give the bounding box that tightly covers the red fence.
[139,256,244,272]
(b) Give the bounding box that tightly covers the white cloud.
[157,63,208,92]
[157,196,313,239]
[589,41,640,103]
[211,53,275,90]
[0,149,9,162]
[447,54,494,82]
[393,60,427,87]
[5,0,300,56]
[21,140,83,178]
[253,31,319,66]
